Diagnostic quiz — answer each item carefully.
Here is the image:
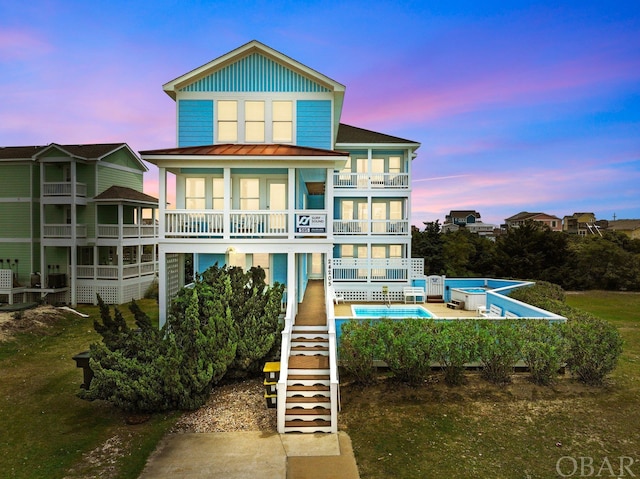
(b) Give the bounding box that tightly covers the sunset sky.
[1,0,639,226]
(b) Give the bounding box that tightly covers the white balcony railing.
[97,224,158,238]
[43,224,87,239]
[42,182,87,197]
[333,172,409,189]
[164,210,323,238]
[77,262,157,280]
[331,258,424,282]
[333,219,409,235]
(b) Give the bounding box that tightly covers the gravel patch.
[172,377,277,433]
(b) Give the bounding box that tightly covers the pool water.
[456,288,487,294]
[351,305,434,319]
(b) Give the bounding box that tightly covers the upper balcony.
[333,172,409,190]
[42,224,87,239]
[42,182,87,204]
[164,210,328,239]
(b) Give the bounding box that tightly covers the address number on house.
[295,214,326,233]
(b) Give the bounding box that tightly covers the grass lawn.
[340,292,640,479]
[0,300,179,479]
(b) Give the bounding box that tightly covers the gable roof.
[336,124,419,146]
[0,143,147,171]
[163,40,345,99]
[94,185,158,205]
[448,210,481,219]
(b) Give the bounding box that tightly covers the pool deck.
[334,301,480,319]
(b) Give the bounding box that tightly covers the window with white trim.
[185,178,205,209]
[240,178,260,210]
[272,101,292,142]
[217,101,238,142]
[212,178,224,210]
[245,101,265,142]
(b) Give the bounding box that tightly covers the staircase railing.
[326,297,340,433]
[276,297,295,433]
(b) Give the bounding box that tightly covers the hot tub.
[450,287,487,311]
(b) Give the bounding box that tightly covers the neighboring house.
[504,211,562,232]
[563,212,598,235]
[140,40,423,326]
[0,143,158,305]
[602,219,640,240]
[442,210,495,236]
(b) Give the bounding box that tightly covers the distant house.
[602,219,640,240]
[563,212,598,235]
[504,211,562,232]
[0,143,158,305]
[442,210,495,236]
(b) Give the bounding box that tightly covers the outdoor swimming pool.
[351,305,435,319]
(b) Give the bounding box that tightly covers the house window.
[212,178,224,210]
[217,100,238,142]
[389,156,401,173]
[272,101,292,142]
[185,178,205,209]
[245,101,265,142]
[240,178,260,210]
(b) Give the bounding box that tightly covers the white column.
[288,168,295,239]
[158,247,167,328]
[223,167,231,240]
[70,161,77,305]
[158,167,166,240]
[325,167,333,237]
[287,250,296,317]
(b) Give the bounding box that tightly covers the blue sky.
[1,0,639,226]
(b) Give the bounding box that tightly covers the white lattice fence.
[166,254,180,310]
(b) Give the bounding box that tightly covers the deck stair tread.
[287,385,330,391]
[291,345,329,352]
[286,396,330,403]
[290,337,329,342]
[285,420,331,427]
[288,355,330,369]
[286,407,331,415]
[287,374,330,380]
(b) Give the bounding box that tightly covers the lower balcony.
[77,262,157,280]
[332,258,424,282]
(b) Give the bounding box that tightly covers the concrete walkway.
[138,431,360,479]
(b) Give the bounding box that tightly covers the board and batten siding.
[179,53,331,93]
[296,100,332,149]
[178,100,214,147]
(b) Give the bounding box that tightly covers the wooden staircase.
[280,279,337,433]
[284,325,333,433]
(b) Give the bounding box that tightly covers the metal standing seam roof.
[139,143,349,157]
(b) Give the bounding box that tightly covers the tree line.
[412,220,640,291]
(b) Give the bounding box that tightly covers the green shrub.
[433,320,479,385]
[143,278,159,300]
[521,320,564,385]
[510,281,566,305]
[378,318,437,385]
[477,319,522,385]
[562,316,623,385]
[339,320,381,385]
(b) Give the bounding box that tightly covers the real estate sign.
[295,214,326,234]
